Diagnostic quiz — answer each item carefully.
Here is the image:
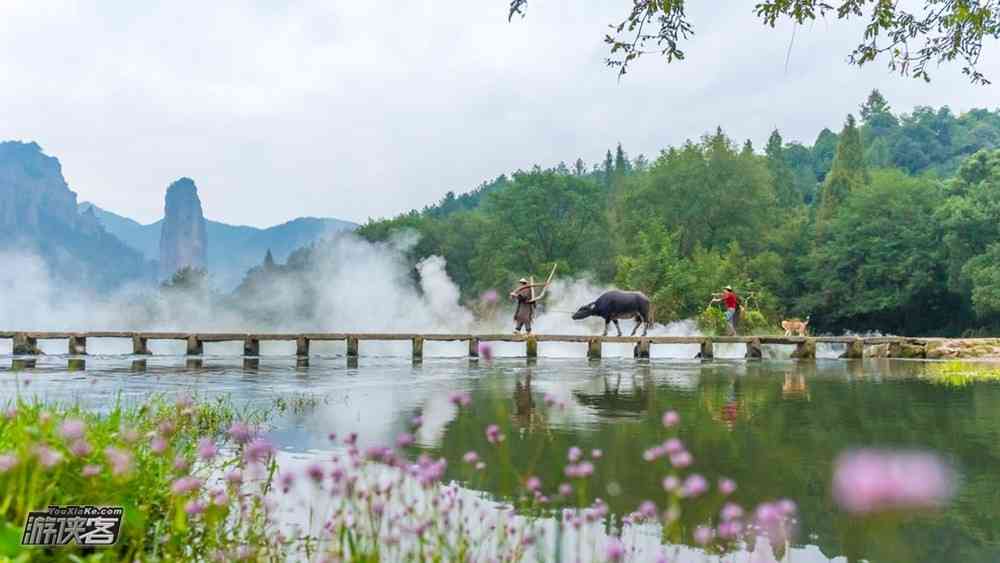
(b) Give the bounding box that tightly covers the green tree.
[817,114,868,237]
[801,169,952,333]
[811,128,839,181]
[471,170,613,289]
[766,130,798,206]
[859,89,899,138]
[615,128,776,257]
[508,0,1000,83]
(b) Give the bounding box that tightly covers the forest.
[247,91,1000,336]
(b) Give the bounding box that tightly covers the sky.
[2,0,998,228]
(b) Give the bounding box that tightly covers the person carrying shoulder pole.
[509,264,558,335]
[711,285,742,336]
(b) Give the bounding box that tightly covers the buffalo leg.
[613,319,622,337]
[602,320,609,337]
[630,315,641,336]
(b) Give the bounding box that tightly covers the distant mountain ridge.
[79,201,357,289]
[0,141,152,290]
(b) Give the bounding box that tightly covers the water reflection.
[1,357,998,562]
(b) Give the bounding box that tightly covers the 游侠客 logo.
[21,505,123,546]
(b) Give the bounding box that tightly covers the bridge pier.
[243,337,260,357]
[526,336,538,359]
[296,336,310,358]
[132,336,150,355]
[698,340,714,360]
[346,336,359,358]
[13,333,39,355]
[745,338,762,360]
[68,335,87,355]
[634,338,650,359]
[587,338,601,360]
[186,336,203,356]
[468,337,479,359]
[841,339,864,359]
[412,336,424,361]
[791,339,816,360]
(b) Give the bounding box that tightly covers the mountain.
[159,178,208,280]
[0,141,152,289]
[79,201,357,289]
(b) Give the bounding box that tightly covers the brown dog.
[781,316,810,336]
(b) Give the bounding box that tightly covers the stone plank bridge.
[0,331,951,361]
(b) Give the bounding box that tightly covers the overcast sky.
[2,1,998,227]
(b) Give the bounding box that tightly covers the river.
[3,351,999,562]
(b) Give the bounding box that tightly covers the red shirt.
[723,292,738,309]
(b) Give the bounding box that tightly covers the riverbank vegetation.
[0,394,806,561]
[348,92,1000,336]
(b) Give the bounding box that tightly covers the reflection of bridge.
[2,331,934,360]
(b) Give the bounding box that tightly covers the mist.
[0,232,713,357]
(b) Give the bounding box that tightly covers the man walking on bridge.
[511,278,540,334]
[712,286,742,336]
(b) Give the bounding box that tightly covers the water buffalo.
[572,290,652,336]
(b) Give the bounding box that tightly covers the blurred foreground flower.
[832,449,954,514]
[480,289,499,304]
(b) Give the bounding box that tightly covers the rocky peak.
[0,141,80,233]
[159,177,207,280]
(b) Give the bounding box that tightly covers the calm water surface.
[3,352,999,563]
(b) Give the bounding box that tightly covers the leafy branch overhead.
[507,0,1000,83]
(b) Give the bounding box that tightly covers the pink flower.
[662,476,679,492]
[559,483,573,496]
[225,469,243,485]
[105,447,133,476]
[150,435,168,455]
[719,478,737,495]
[682,474,708,497]
[81,464,101,477]
[184,499,205,516]
[212,490,229,507]
[449,391,471,407]
[662,410,680,427]
[604,537,625,562]
[396,433,414,448]
[59,419,86,440]
[568,446,582,462]
[485,424,504,444]
[693,525,714,545]
[663,438,684,454]
[591,449,603,459]
[228,422,253,445]
[643,446,665,462]
[481,289,499,304]
[526,476,541,492]
[119,427,140,444]
[721,502,744,521]
[279,472,295,493]
[197,438,218,461]
[463,451,479,464]
[564,461,594,479]
[832,449,954,514]
[669,450,693,468]
[717,519,744,540]
[69,439,92,457]
[174,455,190,473]
[35,445,63,469]
[171,476,202,496]
[0,454,19,473]
[478,342,494,361]
[639,500,657,519]
[306,463,324,484]
[175,393,194,409]
[754,500,797,544]
[243,438,274,464]
[157,420,176,437]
